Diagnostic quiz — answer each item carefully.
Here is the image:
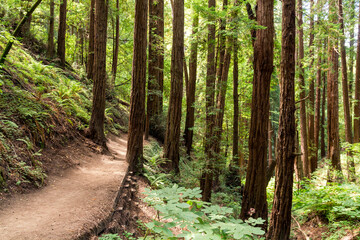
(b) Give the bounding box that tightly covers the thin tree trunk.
[327,0,342,175]
[46,0,55,59]
[201,0,216,202]
[145,0,165,140]
[0,0,43,65]
[57,0,67,67]
[240,0,274,228]
[88,0,108,147]
[232,26,239,171]
[126,0,148,173]
[339,0,355,180]
[184,13,199,156]
[314,44,321,169]
[212,0,231,189]
[163,0,184,173]
[353,3,360,144]
[111,0,120,88]
[308,0,316,173]
[321,50,327,158]
[349,0,355,101]
[86,0,95,80]
[297,0,310,179]
[267,0,296,236]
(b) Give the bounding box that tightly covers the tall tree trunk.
[267,0,296,236]
[240,0,274,228]
[86,0,95,80]
[145,0,165,140]
[163,0,184,173]
[231,25,239,171]
[321,51,327,158]
[111,0,120,88]
[297,0,310,179]
[88,0,108,147]
[184,13,199,156]
[212,0,231,188]
[349,0,355,101]
[339,0,355,180]
[46,0,55,59]
[126,0,148,173]
[308,0,316,173]
[314,45,322,169]
[353,3,360,145]
[57,0,67,67]
[327,0,342,175]
[201,0,216,202]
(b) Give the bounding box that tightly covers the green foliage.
[293,182,360,223]
[143,141,174,188]
[99,233,122,240]
[141,185,264,240]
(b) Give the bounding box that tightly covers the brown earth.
[0,134,128,240]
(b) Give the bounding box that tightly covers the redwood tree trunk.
[201,0,216,202]
[145,0,165,140]
[321,54,327,158]
[314,46,322,168]
[327,0,342,174]
[232,26,239,170]
[88,0,108,147]
[240,0,274,228]
[86,0,95,80]
[163,0,184,173]
[267,0,296,236]
[353,5,360,145]
[297,0,310,179]
[184,13,199,156]
[111,0,120,88]
[308,0,316,173]
[126,0,148,173]
[57,0,67,67]
[339,0,355,180]
[46,0,55,59]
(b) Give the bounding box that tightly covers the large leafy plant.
[140,184,265,240]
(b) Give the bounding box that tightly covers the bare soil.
[0,134,128,240]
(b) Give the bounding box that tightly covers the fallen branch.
[292,215,310,240]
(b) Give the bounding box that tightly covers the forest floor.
[0,134,128,240]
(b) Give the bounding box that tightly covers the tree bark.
[297,0,310,179]
[111,0,120,88]
[57,0,67,67]
[46,0,55,59]
[126,0,148,173]
[353,4,360,144]
[339,0,355,180]
[321,50,327,158]
[88,0,108,148]
[163,0,184,173]
[267,0,296,236]
[89,0,108,147]
[201,0,216,202]
[327,0,342,175]
[86,0,95,80]
[308,0,316,174]
[232,22,239,171]
[184,13,199,156]
[145,0,165,140]
[240,0,274,228]
[314,45,322,169]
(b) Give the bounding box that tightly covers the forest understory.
[2,0,360,238]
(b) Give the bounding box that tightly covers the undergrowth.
[0,27,128,191]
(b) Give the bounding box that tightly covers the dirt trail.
[0,134,128,240]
